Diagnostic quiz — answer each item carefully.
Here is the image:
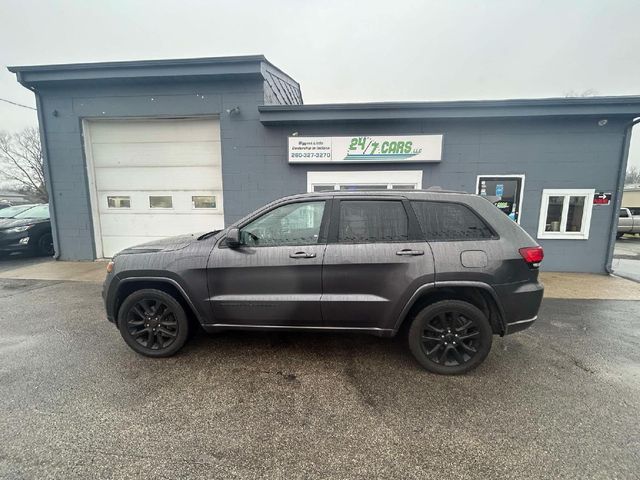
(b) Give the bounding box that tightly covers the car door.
[207,199,330,326]
[321,197,435,331]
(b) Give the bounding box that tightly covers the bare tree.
[0,127,48,202]
[626,166,640,185]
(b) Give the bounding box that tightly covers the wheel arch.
[113,277,203,327]
[394,282,506,336]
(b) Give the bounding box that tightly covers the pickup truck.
[618,207,640,238]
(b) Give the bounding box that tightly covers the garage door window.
[149,195,173,209]
[107,196,131,208]
[192,196,217,209]
[537,189,594,240]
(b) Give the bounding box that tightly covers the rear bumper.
[505,316,537,334]
[494,280,544,335]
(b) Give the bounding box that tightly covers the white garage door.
[84,118,224,258]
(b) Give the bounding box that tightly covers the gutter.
[605,117,640,274]
[34,90,60,260]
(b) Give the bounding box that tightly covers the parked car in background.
[0,204,54,257]
[103,191,544,374]
[0,204,40,220]
[617,207,640,238]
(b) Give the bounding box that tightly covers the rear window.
[411,201,494,241]
[338,200,408,243]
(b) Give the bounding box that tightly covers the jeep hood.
[117,233,202,255]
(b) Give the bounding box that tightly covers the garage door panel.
[92,142,222,168]
[95,166,222,191]
[99,212,224,237]
[86,117,224,257]
[89,118,221,143]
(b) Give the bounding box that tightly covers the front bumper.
[0,232,32,252]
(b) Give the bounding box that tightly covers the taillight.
[519,246,544,267]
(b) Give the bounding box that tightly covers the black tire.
[35,233,54,256]
[616,233,624,239]
[117,289,189,357]
[408,300,493,375]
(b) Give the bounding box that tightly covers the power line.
[0,98,36,111]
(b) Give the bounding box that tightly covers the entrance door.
[477,175,524,223]
[207,200,329,326]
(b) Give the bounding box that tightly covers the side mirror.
[226,227,242,248]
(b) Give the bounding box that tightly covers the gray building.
[9,55,640,272]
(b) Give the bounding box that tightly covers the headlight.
[4,225,33,234]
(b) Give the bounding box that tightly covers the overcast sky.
[1,0,638,167]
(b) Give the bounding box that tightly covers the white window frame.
[537,189,595,240]
[306,170,422,193]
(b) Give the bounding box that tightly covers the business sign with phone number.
[288,135,443,163]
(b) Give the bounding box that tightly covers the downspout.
[34,89,61,260]
[605,116,640,274]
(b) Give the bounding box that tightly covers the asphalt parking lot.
[0,278,639,479]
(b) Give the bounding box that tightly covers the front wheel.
[408,300,493,375]
[118,289,189,357]
[35,233,54,256]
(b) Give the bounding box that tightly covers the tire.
[117,289,189,357]
[408,300,493,375]
[616,233,624,239]
[35,233,54,256]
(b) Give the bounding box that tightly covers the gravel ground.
[0,279,638,479]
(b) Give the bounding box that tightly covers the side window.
[241,201,325,246]
[411,201,493,241]
[338,200,408,243]
[619,209,629,218]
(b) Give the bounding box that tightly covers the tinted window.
[242,201,325,246]
[619,209,630,218]
[411,201,493,240]
[338,201,408,243]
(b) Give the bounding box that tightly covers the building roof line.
[259,96,640,123]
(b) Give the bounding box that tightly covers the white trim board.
[306,170,423,192]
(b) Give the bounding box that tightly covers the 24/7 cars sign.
[288,135,443,163]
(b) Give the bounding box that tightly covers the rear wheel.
[118,289,189,357]
[408,300,493,375]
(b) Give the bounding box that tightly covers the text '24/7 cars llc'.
[103,191,544,375]
[0,204,54,257]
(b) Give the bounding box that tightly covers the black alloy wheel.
[118,289,189,357]
[37,233,54,256]
[408,300,493,375]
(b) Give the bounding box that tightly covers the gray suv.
[103,191,544,374]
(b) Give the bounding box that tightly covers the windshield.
[14,204,50,220]
[0,204,36,218]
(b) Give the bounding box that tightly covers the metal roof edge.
[7,55,299,87]
[259,96,640,122]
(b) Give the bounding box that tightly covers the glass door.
[477,175,524,223]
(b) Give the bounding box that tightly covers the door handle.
[396,249,424,256]
[289,251,316,259]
